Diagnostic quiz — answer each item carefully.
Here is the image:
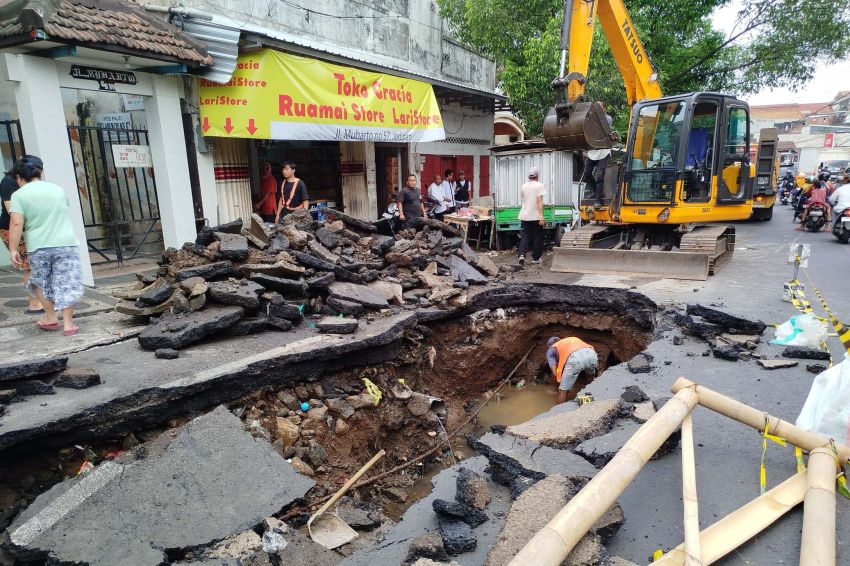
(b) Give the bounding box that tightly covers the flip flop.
[37,320,60,330]
[25,308,44,315]
[64,326,80,337]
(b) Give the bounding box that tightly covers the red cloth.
[258,175,278,215]
[807,187,828,208]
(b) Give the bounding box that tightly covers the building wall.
[146,0,495,94]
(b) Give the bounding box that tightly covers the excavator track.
[552,224,735,280]
[678,225,736,275]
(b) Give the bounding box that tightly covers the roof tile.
[1,0,213,66]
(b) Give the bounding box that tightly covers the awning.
[199,49,445,143]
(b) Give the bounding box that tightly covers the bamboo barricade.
[508,387,700,566]
[507,378,850,566]
[680,413,701,566]
[654,472,808,565]
[800,447,838,566]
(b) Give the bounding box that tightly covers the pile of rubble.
[113,210,501,354]
[0,356,101,415]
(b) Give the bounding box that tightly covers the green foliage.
[438,0,850,138]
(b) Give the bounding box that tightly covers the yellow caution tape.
[362,378,382,406]
[651,549,664,562]
[807,279,850,357]
[837,473,850,500]
[760,416,786,494]
[795,446,806,473]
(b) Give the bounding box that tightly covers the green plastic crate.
[495,206,573,232]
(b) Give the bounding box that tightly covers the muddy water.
[384,382,557,519]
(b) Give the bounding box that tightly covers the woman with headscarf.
[6,155,84,335]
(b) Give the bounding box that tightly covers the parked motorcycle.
[833,208,850,244]
[805,203,827,232]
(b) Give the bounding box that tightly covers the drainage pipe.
[508,385,699,566]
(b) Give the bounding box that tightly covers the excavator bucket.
[543,101,613,151]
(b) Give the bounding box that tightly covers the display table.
[443,208,494,249]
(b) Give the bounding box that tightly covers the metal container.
[492,141,578,232]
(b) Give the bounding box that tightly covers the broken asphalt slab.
[505,399,626,448]
[338,457,510,566]
[8,406,314,566]
[0,312,418,451]
[469,432,597,484]
[0,356,67,382]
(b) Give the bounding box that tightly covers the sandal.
[37,320,60,330]
[64,326,80,337]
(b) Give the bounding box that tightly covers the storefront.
[198,48,500,223]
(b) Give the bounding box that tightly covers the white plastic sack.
[769,313,828,348]
[796,359,850,446]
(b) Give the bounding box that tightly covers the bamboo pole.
[800,447,838,566]
[671,378,850,462]
[680,412,701,566]
[653,472,807,565]
[507,386,699,566]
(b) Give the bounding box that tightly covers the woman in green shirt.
[7,155,83,336]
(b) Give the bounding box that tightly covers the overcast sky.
[711,1,850,106]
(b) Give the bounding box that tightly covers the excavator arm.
[545,0,663,150]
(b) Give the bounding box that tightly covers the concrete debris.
[215,232,250,261]
[575,420,670,468]
[686,304,767,335]
[432,499,488,527]
[631,401,656,423]
[439,520,477,555]
[626,354,652,374]
[506,399,624,448]
[405,531,450,564]
[7,406,314,566]
[447,255,488,285]
[137,282,174,306]
[385,487,409,503]
[486,475,622,566]
[326,398,355,419]
[621,385,650,403]
[0,357,67,382]
[289,457,315,477]
[720,334,760,349]
[758,359,800,370]
[456,467,491,510]
[316,316,359,334]
[711,342,740,361]
[469,432,597,485]
[138,306,245,350]
[782,346,831,360]
[249,274,307,298]
[335,498,382,531]
[52,368,101,389]
[807,363,828,374]
[328,282,389,309]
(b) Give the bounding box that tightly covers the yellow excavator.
[546,0,755,280]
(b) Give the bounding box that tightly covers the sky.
[711,1,850,106]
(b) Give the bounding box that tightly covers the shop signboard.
[198,49,445,143]
[111,145,152,168]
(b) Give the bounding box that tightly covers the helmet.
[818,172,830,182]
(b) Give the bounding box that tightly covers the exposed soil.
[0,297,655,562]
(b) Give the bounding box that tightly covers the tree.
[438,0,850,137]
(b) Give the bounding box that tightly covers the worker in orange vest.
[546,336,598,404]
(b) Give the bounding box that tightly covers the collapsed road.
[0,205,848,565]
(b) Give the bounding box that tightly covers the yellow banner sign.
[199,49,445,143]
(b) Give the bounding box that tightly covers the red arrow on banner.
[247,119,257,135]
[201,117,210,132]
[223,117,234,134]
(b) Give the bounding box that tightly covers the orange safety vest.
[553,337,594,383]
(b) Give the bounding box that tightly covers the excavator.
[546,0,755,280]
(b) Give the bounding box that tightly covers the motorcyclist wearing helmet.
[818,171,835,195]
[796,180,830,230]
[829,174,850,229]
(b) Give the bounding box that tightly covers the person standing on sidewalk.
[7,155,84,336]
[441,169,457,215]
[253,161,279,223]
[427,173,447,220]
[1,170,43,314]
[517,167,546,266]
[454,170,471,209]
[275,162,309,223]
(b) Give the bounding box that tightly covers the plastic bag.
[262,530,288,554]
[769,313,828,348]
[796,359,850,446]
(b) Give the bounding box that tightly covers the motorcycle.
[805,203,827,232]
[779,186,792,205]
[793,190,806,221]
[833,208,850,244]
